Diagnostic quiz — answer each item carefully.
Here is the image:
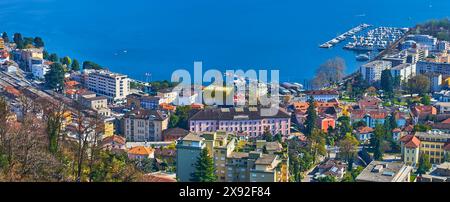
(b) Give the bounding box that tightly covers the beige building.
[203,131,236,182]
[226,140,288,182]
[400,135,421,165]
[123,109,169,142]
[79,91,111,117]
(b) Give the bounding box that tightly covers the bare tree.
[312,57,346,89]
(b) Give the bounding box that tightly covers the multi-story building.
[249,153,286,182]
[157,88,178,105]
[176,133,206,182]
[390,63,416,83]
[127,93,162,110]
[416,61,450,77]
[79,92,111,117]
[437,41,449,51]
[0,38,4,50]
[414,131,450,164]
[189,107,291,137]
[405,35,437,50]
[123,109,169,142]
[84,69,130,103]
[202,131,236,182]
[356,160,413,182]
[31,63,49,80]
[0,49,9,63]
[427,73,443,92]
[176,132,289,182]
[436,102,450,114]
[360,60,392,84]
[400,135,421,165]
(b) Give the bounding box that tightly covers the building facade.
[360,60,392,84]
[189,107,291,137]
[123,109,169,142]
[416,61,450,77]
[84,69,130,103]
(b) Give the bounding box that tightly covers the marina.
[344,27,409,51]
[319,24,371,48]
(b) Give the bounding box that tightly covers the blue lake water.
[1,0,449,83]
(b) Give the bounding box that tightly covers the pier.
[319,24,371,49]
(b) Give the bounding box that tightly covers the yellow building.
[415,132,450,164]
[0,38,4,49]
[102,118,115,138]
[202,131,236,182]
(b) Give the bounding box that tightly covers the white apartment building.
[360,60,392,84]
[31,64,50,80]
[416,61,450,77]
[390,63,416,83]
[84,69,130,103]
[157,88,178,104]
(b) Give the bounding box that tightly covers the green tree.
[275,133,282,143]
[23,37,34,48]
[416,153,432,175]
[338,133,359,164]
[172,106,191,129]
[310,129,327,163]
[13,33,24,49]
[414,124,432,132]
[71,59,80,71]
[1,32,9,43]
[337,116,352,138]
[263,128,273,142]
[45,63,65,91]
[190,148,216,182]
[48,53,59,62]
[380,69,394,97]
[89,151,142,182]
[61,56,72,66]
[83,61,103,70]
[342,166,364,182]
[406,75,430,96]
[389,112,398,129]
[317,175,336,182]
[372,124,385,160]
[305,96,317,136]
[421,95,431,105]
[33,37,45,48]
[43,50,49,60]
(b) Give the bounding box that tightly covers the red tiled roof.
[392,128,402,133]
[128,146,154,156]
[404,136,421,149]
[404,125,414,132]
[399,134,414,143]
[139,173,177,182]
[5,86,21,96]
[442,118,450,124]
[444,143,450,151]
[357,126,374,134]
[102,135,126,145]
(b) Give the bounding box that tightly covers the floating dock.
[319,24,371,48]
